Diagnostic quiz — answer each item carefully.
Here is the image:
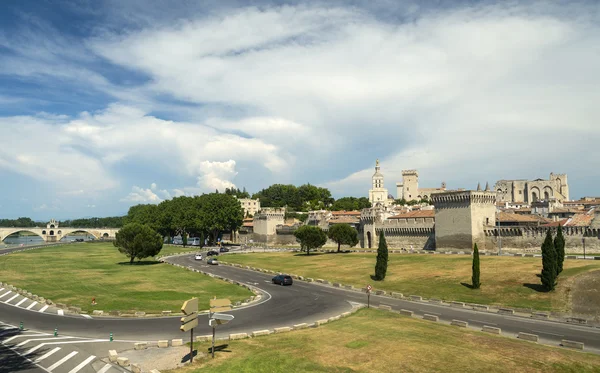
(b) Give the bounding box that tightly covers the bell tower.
[369,159,389,206]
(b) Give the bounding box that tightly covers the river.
[1,233,96,249]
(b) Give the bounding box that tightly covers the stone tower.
[369,159,389,206]
[550,172,570,201]
[431,190,496,251]
[398,170,419,201]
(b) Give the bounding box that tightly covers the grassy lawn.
[167,308,600,373]
[0,243,252,313]
[220,252,600,312]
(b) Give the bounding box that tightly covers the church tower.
[369,159,390,206]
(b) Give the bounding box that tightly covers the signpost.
[366,284,372,308]
[180,298,198,363]
[209,298,233,358]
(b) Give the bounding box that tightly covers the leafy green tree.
[393,198,407,206]
[328,224,359,252]
[294,225,327,256]
[541,229,557,291]
[374,231,388,280]
[114,223,163,264]
[182,231,188,248]
[554,225,565,275]
[200,232,205,248]
[331,197,371,211]
[472,243,481,289]
[198,193,244,244]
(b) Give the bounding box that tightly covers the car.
[206,250,219,256]
[194,253,202,260]
[207,258,218,265]
[272,274,293,286]
[219,247,229,253]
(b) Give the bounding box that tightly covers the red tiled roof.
[331,210,362,216]
[496,212,549,223]
[565,214,594,227]
[540,219,570,227]
[329,217,360,224]
[242,222,254,227]
[389,210,435,219]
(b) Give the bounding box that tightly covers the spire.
[477,182,481,191]
[485,182,490,191]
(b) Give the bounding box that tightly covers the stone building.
[494,173,570,204]
[368,160,392,206]
[396,169,447,202]
[251,207,285,243]
[237,198,261,217]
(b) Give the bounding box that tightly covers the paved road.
[2,248,600,373]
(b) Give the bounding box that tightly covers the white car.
[194,254,202,260]
[208,258,218,265]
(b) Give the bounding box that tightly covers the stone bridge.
[0,219,119,243]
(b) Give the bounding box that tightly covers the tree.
[198,193,244,244]
[374,231,388,280]
[472,243,481,289]
[114,223,163,264]
[294,225,327,256]
[541,229,557,291]
[328,224,359,252]
[200,232,205,248]
[182,231,188,248]
[554,225,565,275]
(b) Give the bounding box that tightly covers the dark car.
[219,247,229,253]
[272,275,293,286]
[206,250,219,257]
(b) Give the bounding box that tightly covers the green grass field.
[220,252,600,312]
[167,308,600,373]
[0,243,252,313]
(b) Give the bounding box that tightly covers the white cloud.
[196,160,238,192]
[121,185,164,204]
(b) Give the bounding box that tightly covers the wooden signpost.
[180,298,198,363]
[366,284,372,308]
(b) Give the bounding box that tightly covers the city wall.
[482,227,600,253]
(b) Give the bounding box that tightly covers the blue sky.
[0,0,599,220]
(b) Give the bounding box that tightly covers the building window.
[519,191,522,195]
[486,218,489,225]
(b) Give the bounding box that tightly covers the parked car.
[194,253,202,260]
[206,250,219,256]
[219,247,229,253]
[272,274,293,286]
[208,258,218,265]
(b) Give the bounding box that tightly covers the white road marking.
[81,314,92,319]
[0,291,12,299]
[34,347,61,362]
[68,355,96,373]
[4,294,19,303]
[15,298,28,307]
[17,336,73,347]
[57,310,64,316]
[39,305,49,313]
[97,364,113,373]
[3,333,45,343]
[27,301,38,310]
[468,319,496,325]
[421,311,441,316]
[47,350,78,371]
[532,330,564,337]
[0,288,4,292]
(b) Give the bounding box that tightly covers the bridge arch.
[59,229,101,240]
[0,229,45,242]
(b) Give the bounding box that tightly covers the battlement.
[402,169,418,176]
[431,190,497,208]
[254,208,286,220]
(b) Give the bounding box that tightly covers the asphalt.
[2,247,600,373]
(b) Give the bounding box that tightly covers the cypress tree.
[554,225,566,275]
[541,229,557,291]
[374,231,388,281]
[200,232,205,248]
[472,243,481,289]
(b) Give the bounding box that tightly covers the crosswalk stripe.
[26,301,38,310]
[17,336,73,347]
[35,346,61,362]
[47,350,78,371]
[58,310,64,316]
[97,364,113,373]
[15,298,28,307]
[24,342,47,356]
[0,291,13,299]
[68,355,96,373]
[39,305,49,313]
[4,294,19,303]
[3,333,43,343]
[0,288,4,292]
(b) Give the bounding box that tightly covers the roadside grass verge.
[220,252,600,312]
[0,243,252,313]
[167,308,600,373]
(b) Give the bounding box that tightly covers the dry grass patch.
[221,252,600,311]
[166,308,600,373]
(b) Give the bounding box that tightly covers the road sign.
[209,313,234,327]
[210,299,232,314]
[180,298,199,332]
[366,285,372,292]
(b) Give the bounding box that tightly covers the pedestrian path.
[0,321,126,373]
[0,287,88,317]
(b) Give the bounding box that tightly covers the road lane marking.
[531,330,564,337]
[0,291,11,299]
[81,314,92,319]
[4,294,19,303]
[3,333,45,343]
[0,288,4,292]
[68,355,96,373]
[97,364,113,373]
[468,319,497,325]
[17,337,73,347]
[34,347,61,362]
[421,311,441,315]
[47,350,78,371]
[39,305,49,313]
[15,298,28,307]
[57,310,64,316]
[26,301,38,310]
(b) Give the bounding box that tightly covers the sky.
[0,0,599,221]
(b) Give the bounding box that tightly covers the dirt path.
[571,269,600,320]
